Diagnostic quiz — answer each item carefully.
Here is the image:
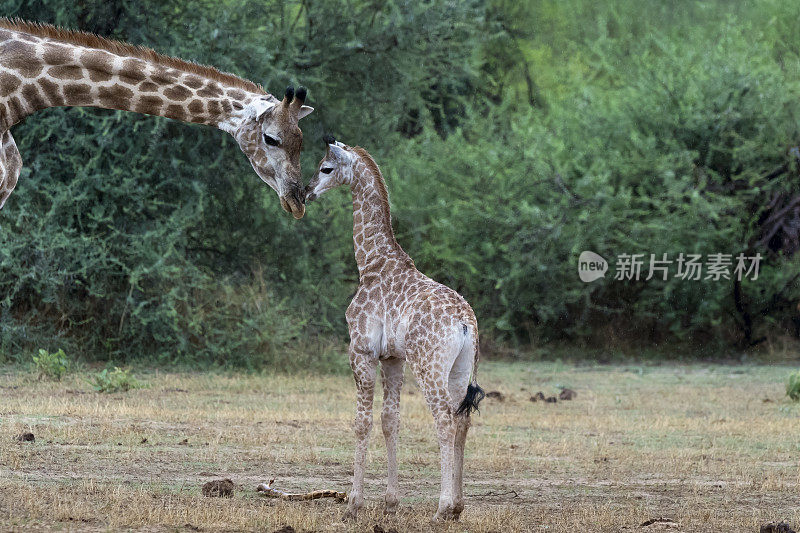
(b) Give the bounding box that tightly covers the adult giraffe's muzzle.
[281,185,306,219]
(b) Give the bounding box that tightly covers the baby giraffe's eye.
[263,134,280,147]
[320,167,334,174]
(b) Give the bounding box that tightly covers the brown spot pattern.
[98,84,133,107]
[7,96,24,120]
[197,83,223,98]
[207,99,221,116]
[0,72,20,96]
[226,88,245,101]
[42,44,73,65]
[164,104,186,121]
[81,49,115,82]
[20,83,47,111]
[187,99,204,115]
[49,65,83,80]
[134,94,163,116]
[150,66,179,85]
[163,84,191,101]
[4,40,42,77]
[38,77,62,105]
[184,75,203,89]
[118,59,147,84]
[63,83,92,105]
[138,81,159,93]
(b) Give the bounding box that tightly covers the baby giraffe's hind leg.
[0,130,22,210]
[448,342,474,520]
[408,357,458,522]
[380,358,404,515]
[452,413,471,519]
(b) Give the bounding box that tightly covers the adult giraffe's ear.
[291,86,313,119]
[298,105,314,119]
[250,98,275,120]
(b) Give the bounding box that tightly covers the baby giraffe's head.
[305,135,356,203]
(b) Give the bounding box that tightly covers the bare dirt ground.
[1,361,798,532]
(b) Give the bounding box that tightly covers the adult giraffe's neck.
[0,26,265,132]
[349,150,414,279]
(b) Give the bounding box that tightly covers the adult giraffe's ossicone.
[0,18,313,219]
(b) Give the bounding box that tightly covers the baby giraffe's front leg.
[343,348,378,521]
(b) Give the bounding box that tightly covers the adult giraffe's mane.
[0,18,265,94]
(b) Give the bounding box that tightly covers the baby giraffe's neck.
[349,149,413,279]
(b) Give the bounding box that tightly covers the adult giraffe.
[0,18,312,218]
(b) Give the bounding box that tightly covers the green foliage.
[383,14,800,346]
[0,0,484,366]
[32,348,69,380]
[89,366,141,393]
[0,0,799,365]
[787,371,800,401]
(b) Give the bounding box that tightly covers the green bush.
[1,0,800,363]
[383,19,800,347]
[0,0,484,366]
[787,372,800,401]
[32,348,69,380]
[89,367,141,393]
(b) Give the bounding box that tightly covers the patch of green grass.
[32,349,69,381]
[88,367,141,393]
[786,371,800,401]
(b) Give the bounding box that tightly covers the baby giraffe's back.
[389,270,477,365]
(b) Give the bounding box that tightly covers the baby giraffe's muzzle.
[304,186,318,204]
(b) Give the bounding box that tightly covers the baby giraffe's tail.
[455,326,485,416]
[455,381,485,416]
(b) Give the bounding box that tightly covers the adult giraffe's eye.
[263,134,280,147]
[320,167,334,174]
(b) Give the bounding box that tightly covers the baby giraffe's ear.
[328,143,349,161]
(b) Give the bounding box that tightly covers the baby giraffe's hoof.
[432,504,460,522]
[383,495,399,515]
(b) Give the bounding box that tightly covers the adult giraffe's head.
[233,86,313,219]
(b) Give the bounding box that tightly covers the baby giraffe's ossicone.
[306,136,485,521]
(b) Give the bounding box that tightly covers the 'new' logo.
[578,251,608,282]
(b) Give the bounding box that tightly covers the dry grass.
[1,361,799,532]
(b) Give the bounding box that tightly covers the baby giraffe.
[305,136,485,521]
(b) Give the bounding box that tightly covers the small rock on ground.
[486,391,504,401]
[559,388,577,400]
[15,432,34,442]
[201,479,234,498]
[640,517,680,530]
[761,523,797,533]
